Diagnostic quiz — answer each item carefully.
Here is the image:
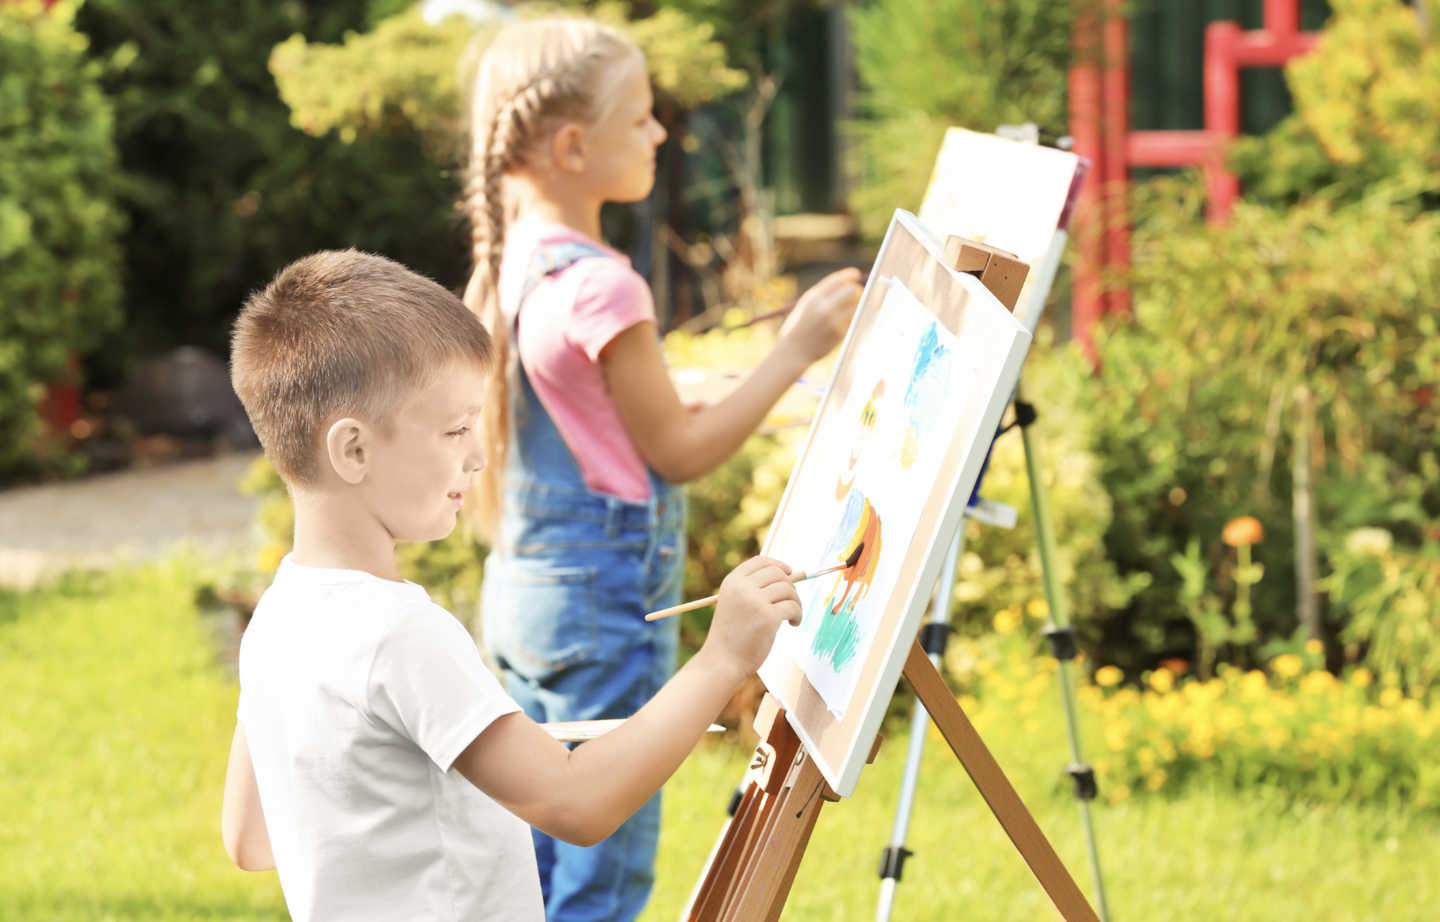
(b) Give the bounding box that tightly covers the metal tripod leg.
[874,395,1111,922]
[1019,395,1111,922]
[874,527,963,922]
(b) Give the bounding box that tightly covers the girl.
[463,19,862,922]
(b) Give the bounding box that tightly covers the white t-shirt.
[237,556,542,922]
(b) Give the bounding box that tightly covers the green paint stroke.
[810,595,861,672]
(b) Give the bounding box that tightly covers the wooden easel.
[682,237,1101,922]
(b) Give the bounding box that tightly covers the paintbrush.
[644,542,865,622]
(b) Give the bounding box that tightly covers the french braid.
[462,19,640,541]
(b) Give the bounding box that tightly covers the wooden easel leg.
[903,640,1101,922]
[684,697,834,922]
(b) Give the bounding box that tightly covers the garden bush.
[1078,0,1440,684]
[1086,182,1439,678]
[846,0,1080,239]
[269,2,747,160]
[73,0,469,372]
[950,616,1440,814]
[1230,0,1440,211]
[0,1,125,480]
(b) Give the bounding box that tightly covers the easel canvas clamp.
[682,216,1100,922]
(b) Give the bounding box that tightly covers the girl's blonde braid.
[467,80,557,540]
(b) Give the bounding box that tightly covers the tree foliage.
[846,0,1079,238]
[0,1,124,478]
[1231,0,1440,210]
[269,3,747,162]
[73,0,469,369]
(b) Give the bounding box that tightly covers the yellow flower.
[1304,638,1324,656]
[1095,665,1124,688]
[1026,599,1049,620]
[1380,688,1404,709]
[1108,784,1132,804]
[1145,769,1168,791]
[257,542,287,574]
[1271,654,1304,679]
[1149,668,1175,694]
[993,607,1021,634]
[1241,670,1270,697]
[1299,671,1337,696]
[1350,668,1374,688]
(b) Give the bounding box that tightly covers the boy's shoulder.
[247,557,449,645]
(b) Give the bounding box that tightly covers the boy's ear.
[550,122,588,174]
[325,418,369,485]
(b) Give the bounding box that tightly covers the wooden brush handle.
[642,562,847,622]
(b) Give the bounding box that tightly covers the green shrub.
[0,1,125,479]
[950,623,1440,813]
[942,332,1147,653]
[1081,659,1440,813]
[846,0,1079,239]
[1231,0,1440,211]
[1326,525,1440,693]
[269,3,746,162]
[1087,180,1440,675]
[73,0,468,369]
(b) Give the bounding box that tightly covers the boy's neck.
[289,488,403,583]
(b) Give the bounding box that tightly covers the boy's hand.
[779,267,864,367]
[702,556,803,681]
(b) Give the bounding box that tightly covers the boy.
[221,250,802,921]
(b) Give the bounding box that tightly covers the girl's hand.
[703,556,802,681]
[778,267,864,367]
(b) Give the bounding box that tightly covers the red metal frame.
[1068,0,1320,358]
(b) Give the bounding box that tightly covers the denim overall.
[481,243,686,922]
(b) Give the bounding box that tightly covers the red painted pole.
[1203,21,1242,224]
[1101,0,1131,318]
[1264,0,1299,35]
[1068,5,1105,363]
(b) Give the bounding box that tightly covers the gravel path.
[0,451,265,588]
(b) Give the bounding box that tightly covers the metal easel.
[874,127,1112,922]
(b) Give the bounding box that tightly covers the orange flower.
[1159,657,1190,676]
[1222,515,1264,547]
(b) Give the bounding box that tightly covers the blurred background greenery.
[2,0,1438,917]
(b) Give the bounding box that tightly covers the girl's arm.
[601,268,862,483]
[453,557,801,845]
[221,723,275,871]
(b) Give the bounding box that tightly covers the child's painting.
[770,280,971,715]
[757,210,1031,797]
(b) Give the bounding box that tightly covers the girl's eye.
[447,426,470,438]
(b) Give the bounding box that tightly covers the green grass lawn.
[2,559,1433,921]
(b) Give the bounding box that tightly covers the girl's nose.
[466,443,487,474]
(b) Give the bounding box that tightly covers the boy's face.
[358,360,488,543]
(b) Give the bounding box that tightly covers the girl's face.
[577,54,667,203]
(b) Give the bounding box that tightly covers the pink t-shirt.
[499,219,655,503]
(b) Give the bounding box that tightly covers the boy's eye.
[446,426,470,438]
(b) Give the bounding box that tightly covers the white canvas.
[918,128,1083,332]
[765,280,973,715]
[757,211,1032,796]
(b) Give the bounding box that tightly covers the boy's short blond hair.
[232,249,492,486]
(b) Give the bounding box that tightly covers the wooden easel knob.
[943,235,1029,312]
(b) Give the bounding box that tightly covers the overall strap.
[503,239,612,498]
[517,240,610,308]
